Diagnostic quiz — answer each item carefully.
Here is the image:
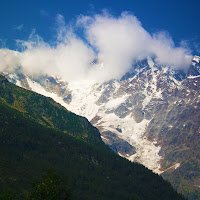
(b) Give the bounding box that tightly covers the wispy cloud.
[0,12,193,82]
[13,24,24,31]
[40,9,49,17]
[0,39,7,48]
[194,42,200,54]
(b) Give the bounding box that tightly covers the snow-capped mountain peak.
[3,55,200,197]
[193,55,200,63]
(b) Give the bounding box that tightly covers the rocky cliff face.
[3,56,200,199]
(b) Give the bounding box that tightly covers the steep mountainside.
[0,75,186,200]
[4,55,200,199]
[0,75,103,146]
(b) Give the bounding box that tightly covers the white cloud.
[149,32,192,68]
[0,49,21,72]
[0,12,193,82]
[1,25,95,81]
[78,12,152,80]
[78,12,192,74]
[16,29,48,50]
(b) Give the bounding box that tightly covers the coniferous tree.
[0,190,14,200]
[27,169,71,200]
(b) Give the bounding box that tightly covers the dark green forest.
[0,75,186,200]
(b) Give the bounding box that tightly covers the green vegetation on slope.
[0,74,102,146]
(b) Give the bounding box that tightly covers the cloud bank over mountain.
[0,12,192,82]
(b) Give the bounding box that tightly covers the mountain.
[3,55,200,199]
[0,74,186,200]
[0,74,103,146]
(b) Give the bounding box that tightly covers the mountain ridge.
[0,74,103,146]
[0,74,186,200]
[3,55,200,199]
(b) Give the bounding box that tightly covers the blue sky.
[0,0,200,54]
